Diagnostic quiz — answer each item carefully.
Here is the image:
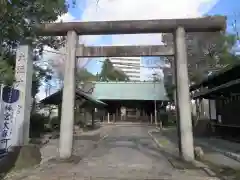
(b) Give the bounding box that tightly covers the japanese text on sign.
[1,104,13,150]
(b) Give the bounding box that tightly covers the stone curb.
[148,130,222,180]
[196,140,240,163]
[100,122,157,126]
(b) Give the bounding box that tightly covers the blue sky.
[207,0,240,52]
[37,0,240,100]
[207,0,240,32]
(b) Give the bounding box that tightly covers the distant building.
[109,57,141,81]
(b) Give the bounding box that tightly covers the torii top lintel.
[37,16,226,36]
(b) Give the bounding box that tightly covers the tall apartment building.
[109,57,141,81]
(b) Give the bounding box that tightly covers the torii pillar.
[174,27,194,161]
[59,31,79,159]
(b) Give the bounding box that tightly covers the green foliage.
[0,60,15,86]
[50,116,61,130]
[76,68,97,83]
[99,59,129,81]
[208,33,238,64]
[188,32,240,84]
[0,0,67,51]
[162,67,175,102]
[29,113,47,138]
[164,83,175,101]
[153,76,162,82]
[113,68,130,81]
[32,65,53,97]
[0,0,67,97]
[163,32,240,85]
[160,111,175,126]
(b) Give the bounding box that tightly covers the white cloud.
[80,0,219,45]
[56,12,75,22]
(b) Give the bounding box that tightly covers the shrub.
[30,113,47,138]
[50,116,61,131]
[160,112,169,126]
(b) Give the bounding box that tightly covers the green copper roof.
[91,81,168,101]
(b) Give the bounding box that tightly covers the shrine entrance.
[16,16,226,162]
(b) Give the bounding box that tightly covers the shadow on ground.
[82,123,101,132]
[44,129,105,165]
[0,145,41,179]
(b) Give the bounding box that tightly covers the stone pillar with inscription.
[14,44,33,146]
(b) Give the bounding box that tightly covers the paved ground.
[196,138,240,169]
[67,125,214,179]
[151,127,240,179]
[5,125,216,180]
[152,128,240,168]
[40,125,108,164]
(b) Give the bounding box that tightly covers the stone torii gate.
[15,16,226,162]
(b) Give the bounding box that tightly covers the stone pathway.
[3,125,218,180]
[66,125,214,179]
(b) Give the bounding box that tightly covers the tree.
[161,31,240,102]
[0,0,68,102]
[162,63,175,101]
[48,47,92,88]
[162,31,240,85]
[99,59,129,81]
[76,68,97,84]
